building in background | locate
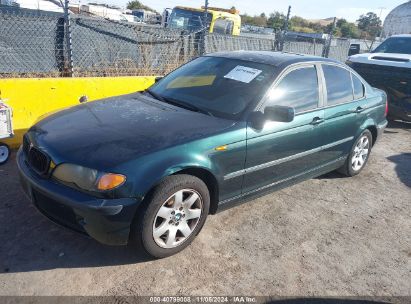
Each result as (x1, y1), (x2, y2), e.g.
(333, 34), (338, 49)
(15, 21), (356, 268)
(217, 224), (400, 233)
(383, 1), (411, 37)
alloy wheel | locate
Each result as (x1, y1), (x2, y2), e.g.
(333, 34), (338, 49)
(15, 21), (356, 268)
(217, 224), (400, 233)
(351, 135), (370, 171)
(152, 189), (203, 249)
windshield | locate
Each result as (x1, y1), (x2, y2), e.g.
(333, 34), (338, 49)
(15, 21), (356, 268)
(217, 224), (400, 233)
(373, 37), (411, 55)
(167, 8), (211, 32)
(149, 56), (276, 120)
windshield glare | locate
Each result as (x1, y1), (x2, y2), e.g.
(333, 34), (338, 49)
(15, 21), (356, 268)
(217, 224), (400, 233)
(167, 8), (211, 32)
(373, 37), (411, 55)
(149, 56), (276, 119)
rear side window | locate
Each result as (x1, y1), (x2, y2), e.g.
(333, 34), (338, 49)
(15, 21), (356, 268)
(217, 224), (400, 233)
(265, 66), (319, 113)
(352, 74), (365, 100)
(323, 65), (354, 106)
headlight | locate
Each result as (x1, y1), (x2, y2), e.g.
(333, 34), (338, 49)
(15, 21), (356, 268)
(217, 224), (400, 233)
(52, 163), (126, 192)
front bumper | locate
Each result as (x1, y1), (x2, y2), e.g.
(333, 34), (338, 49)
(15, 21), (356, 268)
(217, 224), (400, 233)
(17, 148), (141, 246)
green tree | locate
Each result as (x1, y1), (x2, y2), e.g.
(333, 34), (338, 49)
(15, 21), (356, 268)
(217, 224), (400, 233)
(357, 12), (382, 39)
(290, 16), (309, 29)
(126, 0), (156, 13)
(241, 13), (267, 27)
(340, 22), (360, 38)
(267, 11), (286, 32)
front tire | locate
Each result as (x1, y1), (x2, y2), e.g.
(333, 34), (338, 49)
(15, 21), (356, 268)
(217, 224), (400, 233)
(338, 129), (372, 177)
(132, 174), (210, 258)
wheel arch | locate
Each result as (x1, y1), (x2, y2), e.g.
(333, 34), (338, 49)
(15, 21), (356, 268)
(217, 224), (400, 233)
(366, 125), (378, 146)
(171, 167), (219, 215)
(359, 118), (378, 147)
(134, 164), (220, 217)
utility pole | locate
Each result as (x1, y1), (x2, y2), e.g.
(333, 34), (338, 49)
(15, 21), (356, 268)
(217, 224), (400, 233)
(63, 0), (73, 76)
(323, 17), (336, 58)
(378, 7), (386, 38)
(200, 0), (209, 55)
(279, 5), (291, 51)
(284, 5), (291, 33)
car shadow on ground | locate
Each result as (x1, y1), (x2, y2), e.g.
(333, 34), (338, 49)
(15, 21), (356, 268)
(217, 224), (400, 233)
(0, 154), (154, 274)
(316, 171), (346, 180)
(387, 153), (411, 188)
(387, 120), (411, 130)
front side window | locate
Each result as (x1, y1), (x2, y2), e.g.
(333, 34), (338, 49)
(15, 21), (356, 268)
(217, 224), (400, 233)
(352, 74), (365, 100)
(149, 56), (276, 119)
(167, 8), (211, 32)
(265, 66), (319, 113)
(323, 65), (354, 106)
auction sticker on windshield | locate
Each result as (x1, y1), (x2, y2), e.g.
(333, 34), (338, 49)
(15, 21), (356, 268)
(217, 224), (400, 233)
(224, 66), (262, 83)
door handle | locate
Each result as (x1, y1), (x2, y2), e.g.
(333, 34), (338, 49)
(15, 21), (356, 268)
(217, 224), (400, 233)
(354, 106), (365, 113)
(310, 117), (324, 125)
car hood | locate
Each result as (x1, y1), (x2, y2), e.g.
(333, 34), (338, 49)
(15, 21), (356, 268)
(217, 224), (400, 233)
(349, 52), (411, 68)
(28, 93), (235, 169)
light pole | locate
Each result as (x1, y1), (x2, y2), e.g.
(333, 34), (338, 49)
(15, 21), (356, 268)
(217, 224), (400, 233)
(378, 7), (386, 38)
(201, 0), (209, 55)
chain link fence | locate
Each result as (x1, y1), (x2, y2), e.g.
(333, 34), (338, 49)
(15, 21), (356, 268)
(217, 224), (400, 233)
(0, 7), (66, 76)
(0, 6), (351, 78)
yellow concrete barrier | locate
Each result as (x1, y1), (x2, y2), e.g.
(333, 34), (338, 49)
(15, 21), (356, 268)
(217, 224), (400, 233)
(0, 76), (155, 148)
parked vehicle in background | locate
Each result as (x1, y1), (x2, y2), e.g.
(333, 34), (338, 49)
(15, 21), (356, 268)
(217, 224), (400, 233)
(0, 0), (64, 13)
(161, 8), (172, 27)
(166, 6), (241, 35)
(347, 35), (411, 122)
(80, 4), (141, 23)
(18, 52), (387, 258)
(131, 9), (159, 24)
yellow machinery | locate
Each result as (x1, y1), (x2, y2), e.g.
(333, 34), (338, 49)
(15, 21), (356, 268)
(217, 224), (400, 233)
(167, 6), (241, 36)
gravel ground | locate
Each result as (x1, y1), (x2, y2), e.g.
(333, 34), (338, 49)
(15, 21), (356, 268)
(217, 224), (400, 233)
(0, 121), (410, 297)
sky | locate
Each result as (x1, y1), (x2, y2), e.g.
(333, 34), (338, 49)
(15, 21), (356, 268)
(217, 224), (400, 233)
(99, 0), (406, 23)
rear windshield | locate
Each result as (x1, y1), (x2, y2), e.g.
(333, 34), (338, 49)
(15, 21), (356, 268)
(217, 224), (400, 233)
(149, 56), (276, 119)
(373, 37), (411, 55)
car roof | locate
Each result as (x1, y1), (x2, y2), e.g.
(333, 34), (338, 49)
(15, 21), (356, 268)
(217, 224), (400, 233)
(389, 34), (411, 38)
(206, 50), (340, 67)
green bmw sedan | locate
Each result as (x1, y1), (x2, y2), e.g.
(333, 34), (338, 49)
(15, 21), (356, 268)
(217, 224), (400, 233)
(18, 51), (388, 258)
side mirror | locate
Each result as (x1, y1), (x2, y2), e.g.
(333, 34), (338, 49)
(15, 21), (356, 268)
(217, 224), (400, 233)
(264, 105), (295, 123)
(155, 76), (163, 83)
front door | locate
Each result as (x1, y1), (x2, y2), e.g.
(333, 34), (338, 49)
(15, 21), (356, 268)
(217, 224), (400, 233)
(243, 64), (325, 194)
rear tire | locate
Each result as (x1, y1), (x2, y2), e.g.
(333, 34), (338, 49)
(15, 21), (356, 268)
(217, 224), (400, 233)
(0, 143), (10, 165)
(338, 130), (372, 177)
(131, 174), (210, 258)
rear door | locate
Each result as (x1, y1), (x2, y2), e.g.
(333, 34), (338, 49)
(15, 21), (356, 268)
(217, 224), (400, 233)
(242, 64), (325, 194)
(319, 63), (363, 163)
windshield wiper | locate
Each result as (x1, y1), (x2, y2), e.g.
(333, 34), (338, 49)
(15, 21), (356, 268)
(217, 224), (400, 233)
(162, 97), (214, 117)
(145, 89), (165, 102)
(145, 90), (213, 117)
